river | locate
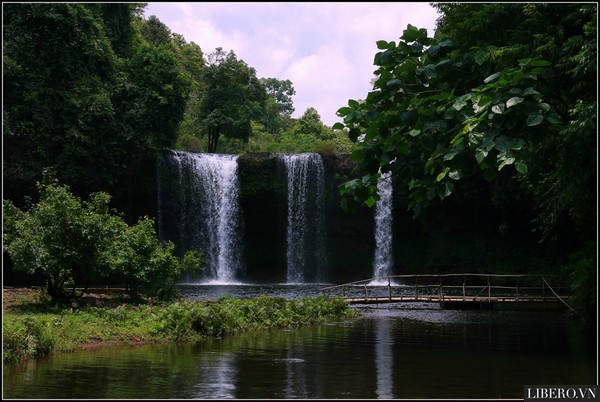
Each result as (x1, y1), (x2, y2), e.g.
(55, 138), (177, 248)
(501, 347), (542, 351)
(3, 284), (596, 399)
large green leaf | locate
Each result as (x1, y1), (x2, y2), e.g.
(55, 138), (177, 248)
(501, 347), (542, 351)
(526, 113), (544, 126)
(515, 161), (528, 174)
(483, 72), (501, 83)
(506, 96), (524, 108)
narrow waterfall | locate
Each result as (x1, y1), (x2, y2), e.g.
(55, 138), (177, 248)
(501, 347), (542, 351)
(371, 171), (393, 284)
(281, 153), (326, 283)
(157, 150), (243, 283)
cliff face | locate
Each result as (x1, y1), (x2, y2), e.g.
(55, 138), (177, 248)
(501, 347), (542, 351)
(2, 150), (573, 287)
(237, 152), (375, 283)
(153, 151), (570, 284)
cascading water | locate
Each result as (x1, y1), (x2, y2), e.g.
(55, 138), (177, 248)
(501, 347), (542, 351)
(281, 153), (327, 283)
(371, 171), (394, 285)
(157, 150), (243, 283)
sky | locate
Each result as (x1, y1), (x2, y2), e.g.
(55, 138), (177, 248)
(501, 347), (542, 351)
(143, 2), (441, 127)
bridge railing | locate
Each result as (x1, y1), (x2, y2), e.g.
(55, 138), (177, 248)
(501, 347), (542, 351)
(321, 273), (570, 305)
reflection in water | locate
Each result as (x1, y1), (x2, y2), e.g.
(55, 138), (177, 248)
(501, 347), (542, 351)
(375, 319), (394, 399)
(194, 352), (237, 399)
(3, 306), (596, 399)
(285, 347), (307, 398)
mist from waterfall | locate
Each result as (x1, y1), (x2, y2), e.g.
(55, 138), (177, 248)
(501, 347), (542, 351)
(281, 153), (326, 283)
(371, 171), (394, 285)
(158, 151), (243, 283)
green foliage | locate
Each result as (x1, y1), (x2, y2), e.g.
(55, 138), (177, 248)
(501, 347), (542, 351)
(240, 110), (355, 156)
(336, 5), (596, 244)
(194, 48), (267, 153)
(561, 241), (597, 320)
(260, 77), (296, 134)
(139, 14), (172, 47)
(149, 295), (357, 341)
(3, 295), (357, 363)
(2, 317), (56, 363)
(118, 41), (191, 150)
(3, 179), (121, 303)
(3, 179), (204, 304)
(3, 3), (190, 218)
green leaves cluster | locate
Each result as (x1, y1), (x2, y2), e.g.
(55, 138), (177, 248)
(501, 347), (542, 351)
(149, 295), (356, 341)
(337, 25), (556, 215)
(3, 179), (204, 304)
(336, 3), (596, 243)
(3, 3), (190, 211)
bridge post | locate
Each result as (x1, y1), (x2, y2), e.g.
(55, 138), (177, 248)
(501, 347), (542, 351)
(364, 284), (368, 302)
(463, 276), (466, 301)
(542, 278), (545, 302)
(516, 277), (519, 302)
(388, 277), (391, 301)
(487, 276), (491, 302)
(415, 276), (419, 301)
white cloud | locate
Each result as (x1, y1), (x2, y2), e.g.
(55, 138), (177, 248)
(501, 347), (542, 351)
(143, 2), (440, 126)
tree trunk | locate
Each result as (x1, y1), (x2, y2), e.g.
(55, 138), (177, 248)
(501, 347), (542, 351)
(208, 128), (220, 153)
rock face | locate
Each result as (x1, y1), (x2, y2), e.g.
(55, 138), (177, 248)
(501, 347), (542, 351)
(237, 152), (376, 283)
(2, 150), (573, 287)
(157, 151), (378, 283)
(156, 150), (568, 284)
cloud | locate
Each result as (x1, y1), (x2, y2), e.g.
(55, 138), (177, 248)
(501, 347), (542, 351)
(143, 2), (440, 126)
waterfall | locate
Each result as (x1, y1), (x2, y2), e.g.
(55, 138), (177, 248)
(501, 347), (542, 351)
(371, 171), (393, 284)
(158, 150), (243, 283)
(281, 153), (326, 283)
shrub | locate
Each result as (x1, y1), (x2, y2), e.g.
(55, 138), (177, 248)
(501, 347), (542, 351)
(3, 178), (204, 304)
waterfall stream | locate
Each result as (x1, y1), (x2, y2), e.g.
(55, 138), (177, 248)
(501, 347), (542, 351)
(281, 153), (326, 283)
(371, 171), (394, 284)
(158, 151), (243, 283)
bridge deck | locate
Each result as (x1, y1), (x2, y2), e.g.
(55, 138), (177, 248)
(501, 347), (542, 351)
(344, 295), (566, 305)
(321, 273), (573, 311)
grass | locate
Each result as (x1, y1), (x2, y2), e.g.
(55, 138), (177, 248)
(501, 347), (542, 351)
(2, 288), (359, 364)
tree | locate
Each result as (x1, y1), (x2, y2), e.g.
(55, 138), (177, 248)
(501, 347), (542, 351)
(3, 3), (119, 201)
(336, 4), (596, 243)
(196, 48), (267, 153)
(261, 77), (296, 116)
(117, 41), (191, 150)
(295, 107), (328, 138)
(335, 4), (596, 319)
(260, 77), (296, 134)
(3, 179), (204, 303)
(139, 14), (172, 47)
(3, 179), (122, 303)
(3, 3), (191, 220)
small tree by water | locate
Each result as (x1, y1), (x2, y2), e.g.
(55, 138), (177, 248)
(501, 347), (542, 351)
(3, 178), (204, 304)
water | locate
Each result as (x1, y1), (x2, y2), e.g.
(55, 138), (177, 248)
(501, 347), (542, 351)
(371, 171), (394, 285)
(281, 153), (326, 283)
(158, 151), (243, 282)
(4, 285), (596, 399)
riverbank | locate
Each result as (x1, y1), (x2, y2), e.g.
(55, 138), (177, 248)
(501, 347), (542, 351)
(2, 287), (358, 364)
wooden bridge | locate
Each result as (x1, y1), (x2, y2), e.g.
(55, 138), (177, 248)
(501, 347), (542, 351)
(321, 273), (574, 311)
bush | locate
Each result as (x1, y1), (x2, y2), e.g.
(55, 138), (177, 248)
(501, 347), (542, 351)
(3, 178), (204, 304)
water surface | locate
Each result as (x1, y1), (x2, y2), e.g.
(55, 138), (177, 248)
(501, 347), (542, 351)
(3, 285), (596, 399)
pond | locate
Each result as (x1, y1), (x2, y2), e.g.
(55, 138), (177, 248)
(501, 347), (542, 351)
(3, 284), (596, 399)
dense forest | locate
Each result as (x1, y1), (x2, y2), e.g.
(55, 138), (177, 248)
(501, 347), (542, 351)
(3, 3), (353, 217)
(2, 3), (597, 318)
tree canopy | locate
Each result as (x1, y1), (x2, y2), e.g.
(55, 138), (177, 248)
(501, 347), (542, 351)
(194, 48), (268, 153)
(3, 3), (190, 214)
(3, 178), (204, 303)
(336, 3), (596, 244)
